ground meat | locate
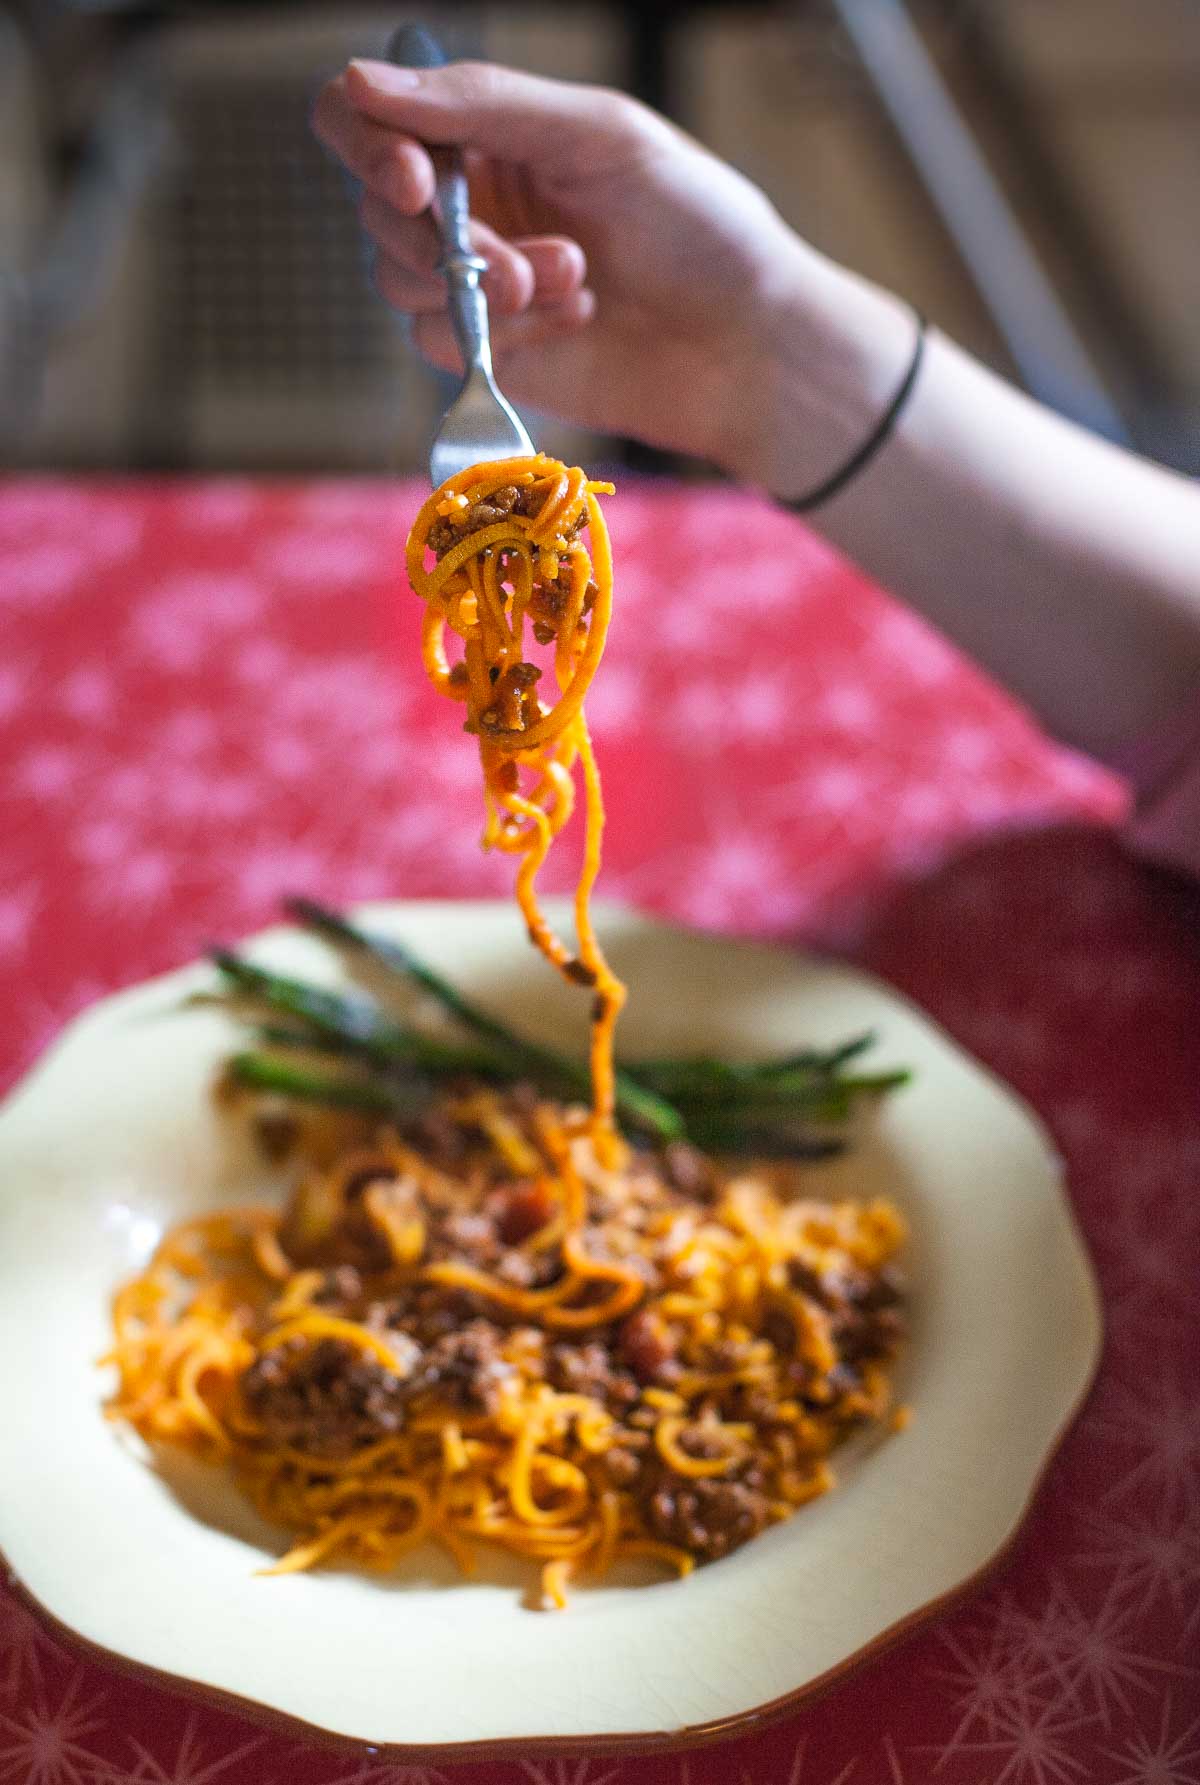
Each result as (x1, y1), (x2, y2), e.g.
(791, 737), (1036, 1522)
(674, 1423), (729, 1461)
(313, 1265), (364, 1311)
(491, 1179), (556, 1246)
(646, 1466), (770, 1562)
(787, 1257), (906, 1365)
(252, 1104), (300, 1162)
(661, 1142), (716, 1202)
(617, 1309), (677, 1384)
(494, 1250), (537, 1288)
(344, 1173), (423, 1270)
(373, 1283), (487, 1348)
(437, 1210), (502, 1269)
(504, 1081), (542, 1117)
(601, 1445), (643, 1487)
(823, 1361), (863, 1399)
(494, 1244), (563, 1290)
(546, 1341), (640, 1412)
(240, 1336), (419, 1459)
(410, 1320), (513, 1411)
(787, 1257), (870, 1308)
(241, 1310), (520, 1452)
(404, 1107), (468, 1169)
(279, 1163), (421, 1272)
(836, 1304), (905, 1364)
(761, 1306), (797, 1357)
(723, 1382), (783, 1425)
(425, 478), (583, 571)
(859, 1264), (905, 1312)
(278, 1174), (343, 1265)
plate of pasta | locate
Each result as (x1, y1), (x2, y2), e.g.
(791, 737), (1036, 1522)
(0, 458), (1100, 1757)
(0, 898), (1100, 1757)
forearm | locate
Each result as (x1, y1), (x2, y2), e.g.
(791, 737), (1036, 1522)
(729, 253), (1200, 760)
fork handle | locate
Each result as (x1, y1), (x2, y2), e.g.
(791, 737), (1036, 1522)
(386, 24), (493, 379)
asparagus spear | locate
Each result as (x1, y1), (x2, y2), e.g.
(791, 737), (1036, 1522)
(627, 1032), (878, 1093)
(225, 1052), (405, 1113)
(213, 952), (500, 1077)
(680, 1116), (849, 1160)
(227, 1051), (847, 1160)
(281, 900), (685, 1142)
(667, 1068), (911, 1114)
(219, 909), (906, 1150)
(286, 898), (542, 1062)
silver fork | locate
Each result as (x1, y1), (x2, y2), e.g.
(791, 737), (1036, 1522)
(387, 25), (535, 486)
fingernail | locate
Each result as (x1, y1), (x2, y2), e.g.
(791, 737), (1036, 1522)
(349, 59), (422, 91)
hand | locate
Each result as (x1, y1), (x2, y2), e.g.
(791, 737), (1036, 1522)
(312, 58), (823, 476)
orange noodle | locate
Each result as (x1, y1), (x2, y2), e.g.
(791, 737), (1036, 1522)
(405, 455), (624, 1163)
(105, 1086), (907, 1608)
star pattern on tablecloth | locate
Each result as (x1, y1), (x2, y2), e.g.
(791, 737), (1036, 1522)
(994, 1577), (1193, 1728)
(519, 1761), (622, 1785)
(949, 1698), (1098, 1785)
(0, 1668), (108, 1785)
(925, 1603), (1059, 1767)
(114, 1711), (264, 1785)
(0, 1598), (57, 1700)
(1075, 1503), (1200, 1638)
(1091, 1369), (1200, 1519)
(1101, 1697), (1200, 1785)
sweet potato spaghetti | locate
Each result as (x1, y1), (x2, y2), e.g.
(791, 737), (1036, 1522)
(105, 1086), (906, 1604)
(104, 459), (908, 1606)
(406, 455), (624, 1162)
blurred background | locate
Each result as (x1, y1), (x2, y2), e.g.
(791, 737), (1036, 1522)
(2, 0), (1198, 477)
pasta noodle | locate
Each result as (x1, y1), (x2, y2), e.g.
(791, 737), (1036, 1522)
(106, 1087), (907, 1607)
(406, 456), (624, 1163)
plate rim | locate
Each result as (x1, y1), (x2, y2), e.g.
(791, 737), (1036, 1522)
(0, 898), (1103, 1758)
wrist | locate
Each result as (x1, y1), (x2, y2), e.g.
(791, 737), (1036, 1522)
(713, 244), (919, 499)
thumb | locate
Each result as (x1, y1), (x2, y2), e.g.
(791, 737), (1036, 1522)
(344, 59), (655, 175)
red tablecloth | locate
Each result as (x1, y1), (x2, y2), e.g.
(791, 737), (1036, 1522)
(2, 477), (1197, 1785)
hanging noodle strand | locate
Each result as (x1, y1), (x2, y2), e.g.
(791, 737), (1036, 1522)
(406, 455), (625, 1162)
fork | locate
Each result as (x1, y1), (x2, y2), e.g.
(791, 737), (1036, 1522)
(386, 24), (536, 486)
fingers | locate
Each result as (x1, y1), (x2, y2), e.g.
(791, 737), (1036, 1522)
(313, 76), (435, 213)
(517, 237), (588, 303)
(373, 237), (585, 320)
(411, 289), (597, 378)
(374, 244), (534, 318)
(342, 58), (659, 176)
(362, 189), (586, 318)
(358, 192), (539, 285)
(316, 64), (593, 325)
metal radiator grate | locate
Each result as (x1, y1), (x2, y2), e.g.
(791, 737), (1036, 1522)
(172, 78), (392, 392)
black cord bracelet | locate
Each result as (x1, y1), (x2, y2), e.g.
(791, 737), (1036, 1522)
(786, 311), (927, 514)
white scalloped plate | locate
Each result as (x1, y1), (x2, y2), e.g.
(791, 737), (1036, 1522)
(0, 901), (1100, 1759)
